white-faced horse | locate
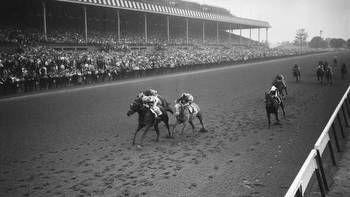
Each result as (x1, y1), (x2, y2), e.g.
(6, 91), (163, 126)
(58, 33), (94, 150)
(172, 102), (206, 135)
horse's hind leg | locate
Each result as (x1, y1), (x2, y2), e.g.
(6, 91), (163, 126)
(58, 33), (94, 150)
(275, 112), (280, 124)
(172, 121), (179, 136)
(162, 115), (172, 138)
(266, 110), (271, 128)
(132, 125), (144, 145)
(189, 120), (195, 134)
(181, 122), (187, 135)
(197, 113), (206, 131)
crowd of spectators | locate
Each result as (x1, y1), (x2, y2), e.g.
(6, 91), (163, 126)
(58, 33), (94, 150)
(0, 41), (316, 95)
(0, 25), (329, 96)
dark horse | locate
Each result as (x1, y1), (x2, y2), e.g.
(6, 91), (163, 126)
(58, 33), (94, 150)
(292, 66), (301, 82)
(127, 99), (172, 147)
(316, 66), (324, 84)
(172, 102), (206, 135)
(325, 67), (333, 85)
(265, 93), (286, 128)
(341, 63), (347, 79)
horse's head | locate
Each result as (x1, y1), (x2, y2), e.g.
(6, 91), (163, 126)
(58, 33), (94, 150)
(127, 99), (143, 117)
(265, 93), (279, 108)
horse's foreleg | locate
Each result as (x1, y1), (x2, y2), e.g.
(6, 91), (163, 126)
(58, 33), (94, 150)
(154, 123), (160, 143)
(133, 125), (144, 145)
(266, 110), (271, 128)
(140, 125), (152, 146)
(181, 122), (187, 135)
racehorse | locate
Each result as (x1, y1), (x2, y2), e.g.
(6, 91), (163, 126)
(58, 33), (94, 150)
(325, 67), (333, 85)
(272, 79), (288, 96)
(265, 93), (286, 128)
(127, 99), (172, 147)
(341, 63), (347, 79)
(292, 67), (301, 82)
(316, 67), (324, 84)
(172, 102), (206, 135)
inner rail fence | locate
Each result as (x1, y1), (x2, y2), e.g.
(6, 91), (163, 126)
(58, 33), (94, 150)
(285, 85), (350, 197)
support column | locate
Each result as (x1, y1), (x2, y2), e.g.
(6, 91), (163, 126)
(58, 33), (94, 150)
(166, 16), (170, 42)
(216, 22), (219, 43)
(239, 28), (242, 44)
(266, 28), (268, 43)
(249, 28), (252, 39)
(186, 18), (189, 44)
(258, 28), (260, 42)
(229, 24), (232, 43)
(144, 14), (148, 43)
(117, 10), (120, 42)
(202, 21), (205, 43)
(84, 6), (88, 42)
(42, 2), (47, 41)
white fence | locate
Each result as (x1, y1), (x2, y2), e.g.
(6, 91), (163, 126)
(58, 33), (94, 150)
(285, 85), (350, 197)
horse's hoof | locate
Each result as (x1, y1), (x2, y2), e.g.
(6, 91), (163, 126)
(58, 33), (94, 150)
(199, 128), (208, 133)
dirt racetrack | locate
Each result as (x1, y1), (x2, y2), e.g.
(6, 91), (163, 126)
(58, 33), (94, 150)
(0, 51), (350, 197)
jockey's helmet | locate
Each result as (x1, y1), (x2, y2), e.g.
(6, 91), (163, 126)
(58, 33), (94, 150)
(137, 92), (144, 99)
(149, 89), (157, 95)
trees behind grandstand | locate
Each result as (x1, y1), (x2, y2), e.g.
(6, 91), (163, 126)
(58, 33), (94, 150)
(347, 39), (350, 49)
(309, 36), (328, 48)
(329, 38), (346, 48)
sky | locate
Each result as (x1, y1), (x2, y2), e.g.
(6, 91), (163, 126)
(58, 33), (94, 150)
(189, 0), (350, 44)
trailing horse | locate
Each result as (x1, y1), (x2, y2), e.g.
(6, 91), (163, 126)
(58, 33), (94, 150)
(341, 63), (347, 79)
(172, 102), (206, 135)
(292, 67), (301, 82)
(316, 67), (324, 84)
(325, 67), (333, 85)
(265, 93), (286, 128)
(127, 99), (172, 147)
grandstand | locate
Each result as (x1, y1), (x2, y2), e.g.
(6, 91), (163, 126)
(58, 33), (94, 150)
(0, 0), (270, 46)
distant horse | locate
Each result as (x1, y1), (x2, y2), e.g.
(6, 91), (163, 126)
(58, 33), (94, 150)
(127, 99), (172, 147)
(325, 67), (333, 85)
(272, 79), (288, 96)
(172, 102), (206, 135)
(316, 66), (324, 84)
(265, 93), (286, 128)
(292, 66), (301, 82)
(341, 63), (347, 79)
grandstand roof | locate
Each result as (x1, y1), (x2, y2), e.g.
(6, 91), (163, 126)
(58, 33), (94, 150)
(56, 0), (271, 29)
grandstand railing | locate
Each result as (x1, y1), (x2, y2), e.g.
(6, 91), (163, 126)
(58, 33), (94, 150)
(285, 85), (350, 197)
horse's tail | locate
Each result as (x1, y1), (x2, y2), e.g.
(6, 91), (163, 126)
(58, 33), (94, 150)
(158, 95), (174, 114)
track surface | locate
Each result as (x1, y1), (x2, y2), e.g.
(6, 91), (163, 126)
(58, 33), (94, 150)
(1, 52), (349, 197)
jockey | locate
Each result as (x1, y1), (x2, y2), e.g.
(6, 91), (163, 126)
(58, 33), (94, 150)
(137, 88), (158, 99)
(176, 92), (196, 113)
(274, 74), (286, 88)
(141, 94), (162, 118)
(268, 85), (281, 104)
